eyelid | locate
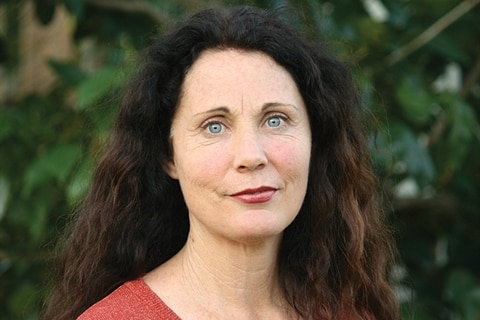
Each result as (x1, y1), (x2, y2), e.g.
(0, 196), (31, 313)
(200, 117), (228, 135)
(267, 112), (289, 119)
(201, 116), (226, 127)
(264, 112), (289, 123)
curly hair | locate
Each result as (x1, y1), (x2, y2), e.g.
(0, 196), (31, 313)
(44, 6), (399, 320)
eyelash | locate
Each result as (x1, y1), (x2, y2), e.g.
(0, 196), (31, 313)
(203, 120), (225, 134)
(266, 114), (287, 127)
(201, 113), (289, 135)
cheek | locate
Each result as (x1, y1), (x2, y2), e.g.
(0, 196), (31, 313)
(269, 139), (311, 175)
(178, 144), (230, 186)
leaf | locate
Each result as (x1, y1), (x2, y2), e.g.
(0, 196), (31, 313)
(396, 75), (434, 126)
(0, 108), (20, 141)
(34, 0), (56, 26)
(388, 122), (435, 183)
(28, 195), (49, 242)
(8, 281), (38, 318)
(48, 59), (87, 87)
(443, 94), (476, 169)
(401, 301), (437, 320)
(61, 0), (84, 19)
(66, 157), (93, 205)
(23, 144), (82, 195)
(446, 269), (477, 306)
(429, 34), (471, 64)
(465, 288), (480, 320)
(76, 66), (124, 110)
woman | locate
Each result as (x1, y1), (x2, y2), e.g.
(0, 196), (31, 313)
(44, 6), (399, 320)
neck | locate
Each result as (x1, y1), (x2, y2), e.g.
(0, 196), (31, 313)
(145, 222), (295, 319)
(179, 228), (283, 307)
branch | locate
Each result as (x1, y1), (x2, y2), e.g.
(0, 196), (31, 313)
(461, 52), (480, 98)
(84, 0), (172, 25)
(426, 112), (449, 149)
(426, 53), (480, 148)
(386, 0), (480, 66)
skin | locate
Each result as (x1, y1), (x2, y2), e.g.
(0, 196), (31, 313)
(145, 49), (311, 319)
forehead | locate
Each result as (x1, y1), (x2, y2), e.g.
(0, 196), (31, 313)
(179, 49), (302, 108)
(185, 49), (285, 81)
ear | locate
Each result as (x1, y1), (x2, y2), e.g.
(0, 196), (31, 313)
(163, 159), (179, 180)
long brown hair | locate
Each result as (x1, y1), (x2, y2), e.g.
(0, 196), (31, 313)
(44, 6), (399, 320)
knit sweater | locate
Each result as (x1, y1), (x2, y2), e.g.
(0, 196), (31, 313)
(77, 278), (370, 319)
(77, 279), (181, 320)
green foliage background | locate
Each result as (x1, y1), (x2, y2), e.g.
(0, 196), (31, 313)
(0, 0), (479, 319)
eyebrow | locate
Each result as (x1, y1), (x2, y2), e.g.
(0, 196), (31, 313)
(193, 102), (299, 117)
(195, 106), (231, 116)
(261, 102), (299, 111)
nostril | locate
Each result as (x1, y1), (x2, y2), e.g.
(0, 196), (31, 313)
(236, 159), (267, 171)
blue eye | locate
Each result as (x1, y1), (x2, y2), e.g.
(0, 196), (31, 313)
(207, 122), (224, 134)
(266, 116), (283, 127)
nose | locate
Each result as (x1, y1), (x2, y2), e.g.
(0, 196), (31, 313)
(233, 129), (268, 172)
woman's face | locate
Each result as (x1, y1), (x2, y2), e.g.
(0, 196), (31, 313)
(167, 49), (311, 244)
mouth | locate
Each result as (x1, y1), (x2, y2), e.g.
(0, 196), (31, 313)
(230, 186), (277, 204)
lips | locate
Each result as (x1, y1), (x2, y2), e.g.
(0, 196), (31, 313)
(230, 186), (277, 204)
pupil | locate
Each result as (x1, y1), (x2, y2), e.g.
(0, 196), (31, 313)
(268, 117), (281, 127)
(209, 123), (222, 133)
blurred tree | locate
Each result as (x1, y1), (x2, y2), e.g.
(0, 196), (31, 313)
(0, 0), (479, 319)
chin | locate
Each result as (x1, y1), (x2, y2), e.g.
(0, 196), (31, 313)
(225, 221), (290, 245)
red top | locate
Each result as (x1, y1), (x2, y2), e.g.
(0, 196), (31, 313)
(77, 279), (181, 320)
(78, 278), (372, 319)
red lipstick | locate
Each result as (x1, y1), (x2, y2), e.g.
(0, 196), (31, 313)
(230, 186), (277, 204)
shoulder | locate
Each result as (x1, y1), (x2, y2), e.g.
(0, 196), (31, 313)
(77, 279), (181, 320)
